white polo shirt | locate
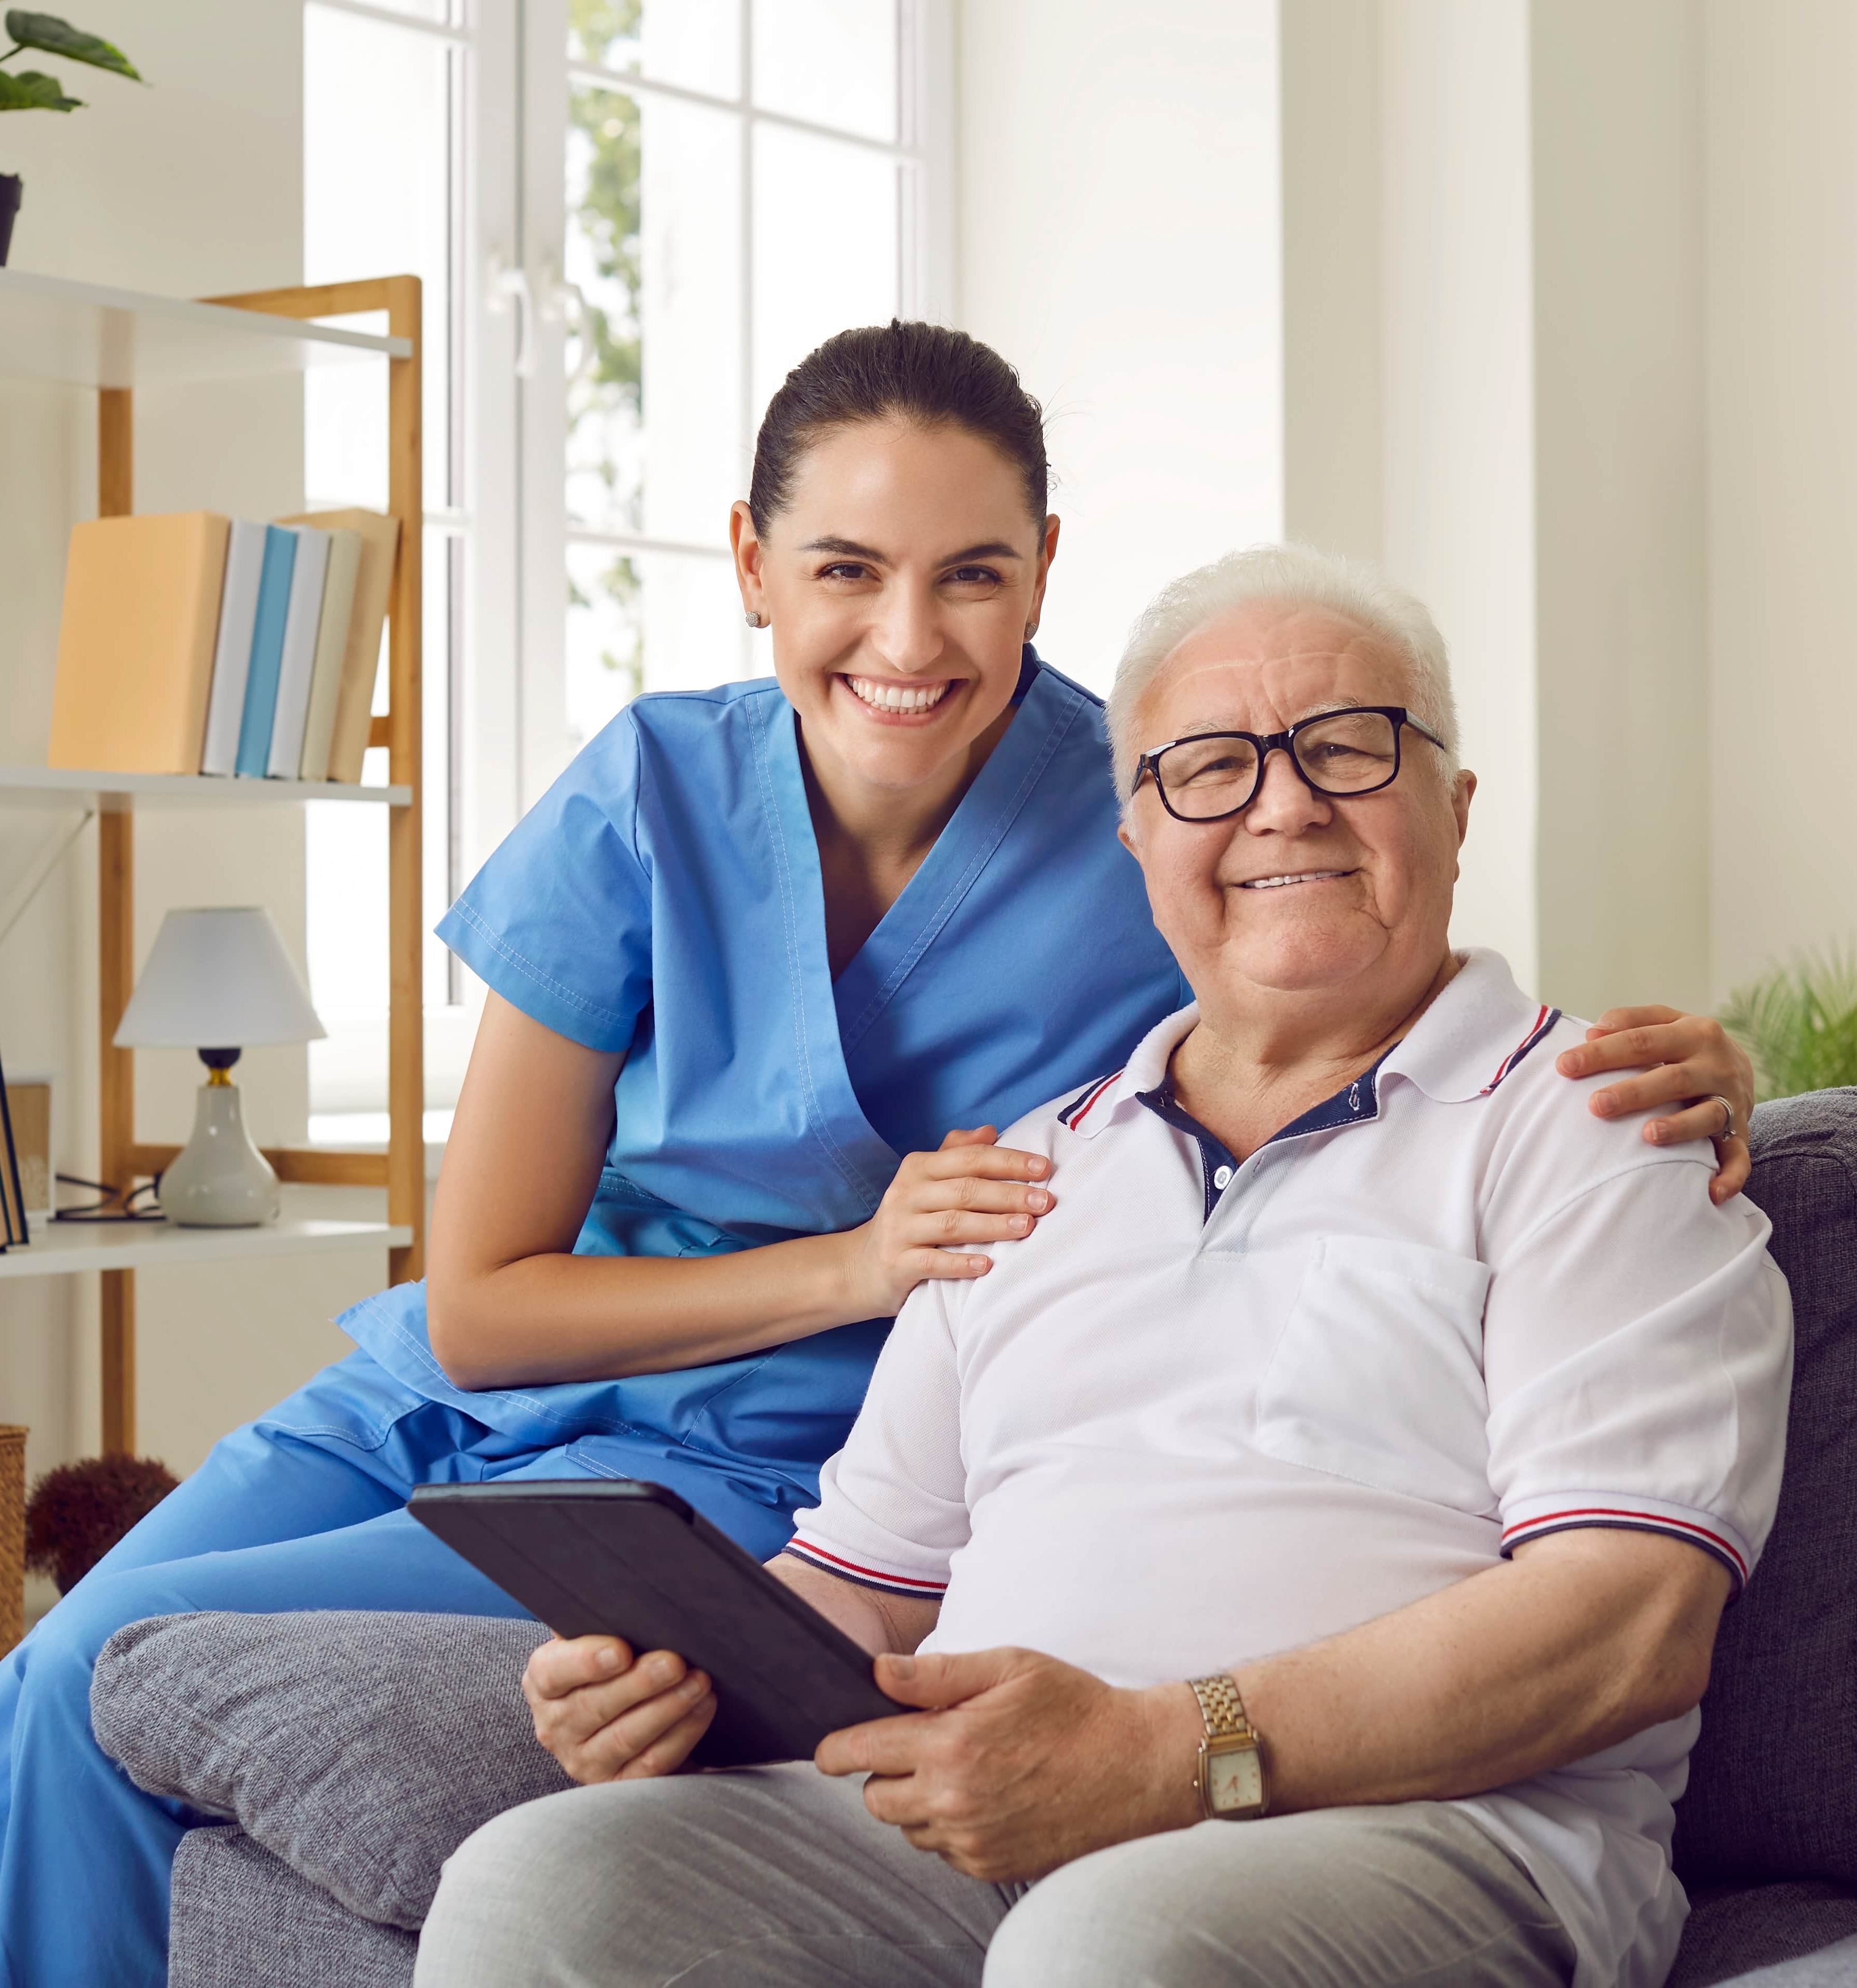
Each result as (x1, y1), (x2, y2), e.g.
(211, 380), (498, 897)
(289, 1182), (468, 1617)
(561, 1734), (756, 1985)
(788, 950), (1792, 1988)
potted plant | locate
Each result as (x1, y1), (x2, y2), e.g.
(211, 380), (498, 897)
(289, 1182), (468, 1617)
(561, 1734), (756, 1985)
(1721, 946), (1857, 1102)
(0, 9), (143, 266)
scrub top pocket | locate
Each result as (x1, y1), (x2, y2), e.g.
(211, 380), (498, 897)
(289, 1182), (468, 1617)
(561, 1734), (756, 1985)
(1254, 1235), (1496, 1516)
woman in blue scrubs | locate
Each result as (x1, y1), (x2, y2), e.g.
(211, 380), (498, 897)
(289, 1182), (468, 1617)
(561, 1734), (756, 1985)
(0, 323), (1753, 1986)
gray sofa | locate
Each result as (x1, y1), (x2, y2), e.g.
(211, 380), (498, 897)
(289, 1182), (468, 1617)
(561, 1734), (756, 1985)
(91, 1090), (1857, 1986)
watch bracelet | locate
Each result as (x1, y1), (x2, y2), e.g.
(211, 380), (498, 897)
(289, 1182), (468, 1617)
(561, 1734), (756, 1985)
(1188, 1672), (1254, 1740)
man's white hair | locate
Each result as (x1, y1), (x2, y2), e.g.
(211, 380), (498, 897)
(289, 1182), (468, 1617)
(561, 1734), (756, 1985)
(1104, 542), (1461, 802)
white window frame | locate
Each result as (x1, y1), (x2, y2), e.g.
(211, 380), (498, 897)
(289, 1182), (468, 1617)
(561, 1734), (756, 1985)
(515, 0), (956, 810)
(303, 0), (519, 1140)
(304, 0), (954, 1139)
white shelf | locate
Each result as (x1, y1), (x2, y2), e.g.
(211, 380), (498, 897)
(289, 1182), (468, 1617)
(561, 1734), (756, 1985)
(0, 269), (411, 391)
(0, 767), (410, 810)
(0, 1209), (413, 1280)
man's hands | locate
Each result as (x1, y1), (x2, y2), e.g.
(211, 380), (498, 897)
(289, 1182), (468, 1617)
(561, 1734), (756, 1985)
(522, 1560), (937, 1789)
(816, 1647), (1198, 1884)
(520, 1631), (1200, 1885)
(522, 1635), (715, 1783)
(841, 1127), (1055, 1320)
(1555, 1005), (1756, 1203)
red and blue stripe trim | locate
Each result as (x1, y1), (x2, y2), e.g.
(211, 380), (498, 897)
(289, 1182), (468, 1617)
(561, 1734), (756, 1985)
(782, 1538), (949, 1598)
(1480, 1006), (1562, 1095)
(1502, 1505), (1747, 1590)
(1058, 1070), (1123, 1132)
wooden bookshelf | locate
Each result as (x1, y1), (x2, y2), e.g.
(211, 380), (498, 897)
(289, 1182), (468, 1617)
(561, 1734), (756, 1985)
(0, 1203), (416, 1282)
(0, 768), (412, 808)
(0, 273), (426, 1456)
(0, 268), (412, 386)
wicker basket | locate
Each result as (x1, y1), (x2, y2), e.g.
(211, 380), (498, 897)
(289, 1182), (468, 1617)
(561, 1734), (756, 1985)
(0, 1426), (25, 1655)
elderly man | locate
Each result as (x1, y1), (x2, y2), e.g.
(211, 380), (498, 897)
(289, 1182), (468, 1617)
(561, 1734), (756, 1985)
(416, 544), (1790, 1988)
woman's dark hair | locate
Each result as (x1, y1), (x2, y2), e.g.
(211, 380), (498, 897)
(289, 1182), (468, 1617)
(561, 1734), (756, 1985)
(748, 320), (1048, 532)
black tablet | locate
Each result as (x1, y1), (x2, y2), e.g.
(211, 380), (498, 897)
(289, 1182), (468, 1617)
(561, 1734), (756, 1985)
(408, 1479), (903, 1768)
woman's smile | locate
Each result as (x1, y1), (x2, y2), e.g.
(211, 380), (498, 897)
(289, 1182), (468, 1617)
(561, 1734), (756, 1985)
(837, 672), (966, 723)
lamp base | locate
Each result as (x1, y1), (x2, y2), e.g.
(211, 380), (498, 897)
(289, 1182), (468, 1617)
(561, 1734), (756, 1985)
(158, 1078), (279, 1227)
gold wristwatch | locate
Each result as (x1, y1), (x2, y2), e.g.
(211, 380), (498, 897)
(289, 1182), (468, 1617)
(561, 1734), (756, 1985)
(1188, 1674), (1267, 1821)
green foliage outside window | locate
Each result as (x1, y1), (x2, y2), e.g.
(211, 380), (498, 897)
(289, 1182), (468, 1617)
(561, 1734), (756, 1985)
(567, 0), (644, 701)
(1721, 948), (1857, 1102)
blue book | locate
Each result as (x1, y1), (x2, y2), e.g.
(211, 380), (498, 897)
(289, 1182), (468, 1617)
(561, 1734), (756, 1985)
(235, 527), (298, 776)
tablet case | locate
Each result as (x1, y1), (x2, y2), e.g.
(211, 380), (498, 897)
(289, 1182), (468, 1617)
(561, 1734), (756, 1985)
(408, 1479), (902, 1767)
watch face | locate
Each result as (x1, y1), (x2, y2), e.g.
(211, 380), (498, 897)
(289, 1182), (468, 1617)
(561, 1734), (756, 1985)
(1206, 1740), (1264, 1815)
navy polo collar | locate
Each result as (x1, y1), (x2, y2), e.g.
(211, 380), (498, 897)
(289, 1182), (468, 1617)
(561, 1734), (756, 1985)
(1135, 1057), (1387, 1221)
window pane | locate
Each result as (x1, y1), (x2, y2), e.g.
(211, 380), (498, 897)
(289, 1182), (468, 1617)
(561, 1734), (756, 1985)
(752, 124), (898, 414)
(306, 804), (388, 1027)
(566, 545), (745, 744)
(567, 86), (743, 546)
(752, 0), (895, 142)
(423, 524), (456, 1007)
(304, 4), (456, 511)
(569, 0), (741, 101)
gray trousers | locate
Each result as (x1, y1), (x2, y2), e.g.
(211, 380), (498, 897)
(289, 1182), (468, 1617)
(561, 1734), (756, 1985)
(414, 1764), (1576, 1988)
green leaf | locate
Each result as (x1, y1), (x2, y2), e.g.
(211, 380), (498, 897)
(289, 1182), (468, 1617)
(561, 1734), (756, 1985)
(1721, 946), (1857, 1102)
(4, 11), (141, 80)
(0, 66), (82, 109)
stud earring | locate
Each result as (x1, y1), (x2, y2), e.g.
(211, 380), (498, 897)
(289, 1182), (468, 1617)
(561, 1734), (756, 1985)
(745, 611), (766, 629)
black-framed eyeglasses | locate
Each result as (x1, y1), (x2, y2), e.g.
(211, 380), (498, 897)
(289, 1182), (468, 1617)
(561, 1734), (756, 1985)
(1130, 706), (1447, 823)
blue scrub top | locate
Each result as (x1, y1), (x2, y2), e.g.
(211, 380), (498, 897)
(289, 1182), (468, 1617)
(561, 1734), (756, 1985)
(339, 652), (1187, 1525)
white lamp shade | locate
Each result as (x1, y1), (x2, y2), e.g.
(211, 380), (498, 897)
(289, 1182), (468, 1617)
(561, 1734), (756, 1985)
(114, 907), (326, 1049)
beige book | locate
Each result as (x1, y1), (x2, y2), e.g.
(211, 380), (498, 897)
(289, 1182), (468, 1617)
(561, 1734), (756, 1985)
(2, 1075), (51, 1218)
(277, 509), (401, 783)
(48, 512), (231, 775)
(293, 529), (360, 779)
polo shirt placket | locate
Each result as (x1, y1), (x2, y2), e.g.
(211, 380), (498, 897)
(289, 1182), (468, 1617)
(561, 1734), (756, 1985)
(1130, 1061), (1393, 1225)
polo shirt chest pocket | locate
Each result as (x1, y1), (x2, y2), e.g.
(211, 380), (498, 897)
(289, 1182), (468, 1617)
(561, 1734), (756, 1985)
(1254, 1236), (1497, 1516)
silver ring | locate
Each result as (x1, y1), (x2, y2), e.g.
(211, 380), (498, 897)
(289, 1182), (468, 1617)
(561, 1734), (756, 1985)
(1709, 1095), (1737, 1141)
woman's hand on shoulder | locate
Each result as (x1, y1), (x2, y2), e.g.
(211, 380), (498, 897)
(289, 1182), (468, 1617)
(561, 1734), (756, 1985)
(1554, 1005), (1755, 1205)
(522, 1634), (715, 1784)
(843, 1126), (1056, 1319)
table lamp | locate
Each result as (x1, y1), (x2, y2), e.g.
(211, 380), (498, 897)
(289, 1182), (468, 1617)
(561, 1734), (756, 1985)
(113, 907), (326, 1227)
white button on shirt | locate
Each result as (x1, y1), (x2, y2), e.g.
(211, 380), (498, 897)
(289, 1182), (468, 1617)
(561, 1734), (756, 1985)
(788, 951), (1792, 1988)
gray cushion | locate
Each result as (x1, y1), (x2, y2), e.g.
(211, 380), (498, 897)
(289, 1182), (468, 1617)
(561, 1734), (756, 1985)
(1669, 1886), (1857, 1988)
(169, 1826), (416, 1988)
(1674, 1090), (1857, 1890)
(92, 1609), (568, 1928)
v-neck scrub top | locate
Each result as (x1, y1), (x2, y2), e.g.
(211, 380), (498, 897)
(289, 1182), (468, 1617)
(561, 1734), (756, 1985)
(338, 653), (1189, 1540)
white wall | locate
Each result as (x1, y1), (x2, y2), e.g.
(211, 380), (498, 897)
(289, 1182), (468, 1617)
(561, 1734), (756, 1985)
(1281, 0), (1382, 569)
(1284, 0), (1545, 986)
(1283, 0), (1717, 1016)
(1530, 1), (1710, 1019)
(0, 4), (393, 1615)
(956, 0), (1282, 695)
(1703, 1), (1857, 1001)
(1377, 0), (1541, 990)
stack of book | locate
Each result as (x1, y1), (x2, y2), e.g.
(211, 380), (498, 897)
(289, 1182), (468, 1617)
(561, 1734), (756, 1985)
(47, 508), (402, 781)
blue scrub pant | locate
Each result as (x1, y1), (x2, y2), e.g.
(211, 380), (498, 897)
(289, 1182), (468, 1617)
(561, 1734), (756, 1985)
(0, 1347), (785, 1988)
